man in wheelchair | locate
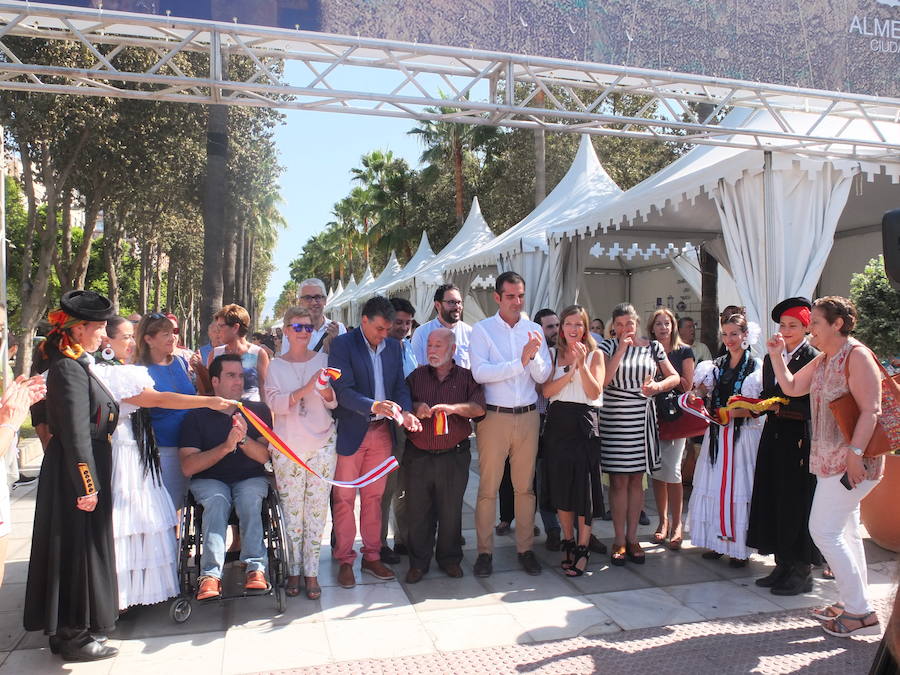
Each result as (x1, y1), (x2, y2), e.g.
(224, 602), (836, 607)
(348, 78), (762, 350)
(179, 354), (273, 601)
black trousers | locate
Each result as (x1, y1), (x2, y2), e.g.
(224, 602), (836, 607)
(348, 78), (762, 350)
(404, 439), (470, 572)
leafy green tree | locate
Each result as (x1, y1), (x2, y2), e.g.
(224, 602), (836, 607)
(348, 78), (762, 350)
(850, 255), (900, 360)
(409, 108), (499, 226)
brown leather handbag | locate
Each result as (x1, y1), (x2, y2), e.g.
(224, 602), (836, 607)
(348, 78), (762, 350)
(828, 346), (900, 458)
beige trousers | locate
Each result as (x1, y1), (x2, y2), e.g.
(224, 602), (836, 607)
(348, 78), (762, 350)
(475, 410), (540, 553)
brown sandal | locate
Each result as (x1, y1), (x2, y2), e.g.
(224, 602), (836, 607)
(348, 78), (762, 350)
(611, 543), (626, 567)
(285, 575), (301, 597)
(304, 576), (321, 600)
(626, 541), (646, 564)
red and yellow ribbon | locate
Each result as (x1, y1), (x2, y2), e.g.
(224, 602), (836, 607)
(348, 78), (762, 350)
(677, 394), (789, 426)
(238, 402), (397, 488)
(434, 410), (449, 436)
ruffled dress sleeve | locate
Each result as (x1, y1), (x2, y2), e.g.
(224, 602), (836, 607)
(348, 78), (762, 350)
(740, 361), (764, 399)
(92, 364), (155, 403)
(693, 360), (717, 389)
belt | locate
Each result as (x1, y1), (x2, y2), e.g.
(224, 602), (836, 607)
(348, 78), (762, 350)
(407, 438), (471, 455)
(367, 417), (391, 426)
(485, 404), (536, 415)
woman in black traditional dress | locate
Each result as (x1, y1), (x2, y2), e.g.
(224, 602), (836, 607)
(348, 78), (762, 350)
(747, 297), (822, 595)
(23, 290), (121, 662)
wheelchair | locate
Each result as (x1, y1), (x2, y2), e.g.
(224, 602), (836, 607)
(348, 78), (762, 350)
(169, 479), (289, 623)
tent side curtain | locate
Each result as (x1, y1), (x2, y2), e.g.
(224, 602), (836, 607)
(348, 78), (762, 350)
(714, 161), (854, 329)
(549, 235), (596, 314)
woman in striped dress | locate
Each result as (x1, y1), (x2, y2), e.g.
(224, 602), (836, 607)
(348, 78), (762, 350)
(599, 304), (680, 566)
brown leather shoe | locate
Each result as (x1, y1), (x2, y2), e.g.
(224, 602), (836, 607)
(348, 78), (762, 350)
(405, 567), (425, 584)
(245, 570), (269, 591)
(338, 563), (356, 589)
(440, 562), (464, 578)
(361, 558), (396, 580)
(196, 575), (222, 601)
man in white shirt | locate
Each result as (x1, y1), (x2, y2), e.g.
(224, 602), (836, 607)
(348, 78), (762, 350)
(469, 272), (551, 577)
(410, 284), (471, 369)
(280, 278), (346, 355)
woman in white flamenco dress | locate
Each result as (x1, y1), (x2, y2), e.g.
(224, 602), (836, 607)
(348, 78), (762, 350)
(687, 316), (765, 565)
(93, 317), (233, 611)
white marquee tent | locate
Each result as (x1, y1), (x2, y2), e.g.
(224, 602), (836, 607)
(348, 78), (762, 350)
(547, 107), (900, 332)
(381, 231), (442, 318)
(444, 135), (623, 317)
(408, 197), (497, 320)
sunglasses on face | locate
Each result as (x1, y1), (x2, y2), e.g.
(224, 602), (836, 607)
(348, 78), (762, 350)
(300, 294), (326, 302)
(290, 323), (314, 333)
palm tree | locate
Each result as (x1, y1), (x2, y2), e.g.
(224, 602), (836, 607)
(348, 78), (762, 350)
(408, 107), (499, 226)
(351, 150), (417, 258)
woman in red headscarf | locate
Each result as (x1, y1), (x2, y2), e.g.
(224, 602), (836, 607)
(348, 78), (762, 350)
(746, 298), (822, 595)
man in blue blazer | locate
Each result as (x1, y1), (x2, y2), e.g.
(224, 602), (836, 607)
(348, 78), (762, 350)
(328, 296), (420, 588)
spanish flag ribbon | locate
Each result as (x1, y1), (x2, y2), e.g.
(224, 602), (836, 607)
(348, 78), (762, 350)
(315, 367), (342, 390)
(677, 394), (790, 426)
(434, 410), (449, 436)
(238, 402), (397, 488)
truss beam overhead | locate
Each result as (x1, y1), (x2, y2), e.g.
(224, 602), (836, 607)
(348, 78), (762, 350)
(0, 1), (898, 162)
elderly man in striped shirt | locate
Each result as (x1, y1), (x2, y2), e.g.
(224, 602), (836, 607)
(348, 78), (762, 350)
(403, 328), (485, 583)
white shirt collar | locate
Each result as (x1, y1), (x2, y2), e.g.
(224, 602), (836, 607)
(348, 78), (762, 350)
(782, 338), (807, 363)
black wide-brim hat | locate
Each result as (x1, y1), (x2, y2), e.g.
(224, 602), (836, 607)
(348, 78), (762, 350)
(60, 290), (117, 322)
(771, 297), (812, 323)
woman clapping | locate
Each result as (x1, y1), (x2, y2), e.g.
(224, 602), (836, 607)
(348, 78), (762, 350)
(541, 306), (605, 576)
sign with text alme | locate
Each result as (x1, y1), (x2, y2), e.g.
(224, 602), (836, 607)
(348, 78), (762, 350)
(22, 0), (900, 98)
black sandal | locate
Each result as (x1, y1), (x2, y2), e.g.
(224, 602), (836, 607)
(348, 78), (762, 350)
(560, 538), (576, 570)
(565, 545), (591, 577)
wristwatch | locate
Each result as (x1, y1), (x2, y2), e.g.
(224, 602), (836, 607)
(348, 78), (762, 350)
(848, 445), (864, 457)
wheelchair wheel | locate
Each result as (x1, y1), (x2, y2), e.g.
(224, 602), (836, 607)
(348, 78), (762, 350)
(265, 489), (291, 610)
(170, 597), (192, 623)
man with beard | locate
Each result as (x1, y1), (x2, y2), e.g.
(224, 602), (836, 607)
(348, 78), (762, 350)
(403, 328), (485, 583)
(410, 284), (471, 369)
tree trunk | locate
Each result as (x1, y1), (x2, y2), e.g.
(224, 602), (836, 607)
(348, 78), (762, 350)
(233, 224), (245, 306)
(222, 217), (236, 305)
(453, 136), (464, 226)
(244, 231), (253, 309)
(13, 130), (88, 376)
(139, 243), (150, 313)
(166, 247), (177, 311)
(534, 128), (546, 206)
(153, 243), (163, 310)
(102, 206), (126, 312)
(201, 103), (229, 328)
(700, 248), (719, 354)
(71, 201), (99, 290)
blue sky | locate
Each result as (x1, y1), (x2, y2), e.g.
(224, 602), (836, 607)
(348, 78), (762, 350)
(263, 62), (491, 320)
(265, 110), (421, 319)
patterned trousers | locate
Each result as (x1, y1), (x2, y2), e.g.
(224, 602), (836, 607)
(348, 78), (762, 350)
(271, 434), (337, 577)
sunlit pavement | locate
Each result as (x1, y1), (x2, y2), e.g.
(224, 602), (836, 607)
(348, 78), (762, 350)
(1, 437), (890, 674)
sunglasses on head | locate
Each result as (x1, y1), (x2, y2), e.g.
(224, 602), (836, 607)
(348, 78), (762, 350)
(290, 323), (314, 333)
(148, 312), (179, 334)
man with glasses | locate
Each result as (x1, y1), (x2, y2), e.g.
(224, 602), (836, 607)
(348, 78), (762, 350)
(410, 284), (471, 369)
(281, 278), (345, 355)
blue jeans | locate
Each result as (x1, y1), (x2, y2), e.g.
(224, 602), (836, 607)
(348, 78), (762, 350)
(190, 476), (269, 579)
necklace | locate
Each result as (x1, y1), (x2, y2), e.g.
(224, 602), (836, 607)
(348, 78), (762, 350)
(286, 357), (316, 417)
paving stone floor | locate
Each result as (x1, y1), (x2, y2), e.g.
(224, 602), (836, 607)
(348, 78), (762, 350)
(0, 439), (893, 674)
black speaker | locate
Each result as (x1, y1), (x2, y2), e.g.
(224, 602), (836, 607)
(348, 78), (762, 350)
(884, 208), (900, 288)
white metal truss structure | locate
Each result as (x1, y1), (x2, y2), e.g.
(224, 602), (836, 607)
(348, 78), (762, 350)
(0, 1), (899, 162)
